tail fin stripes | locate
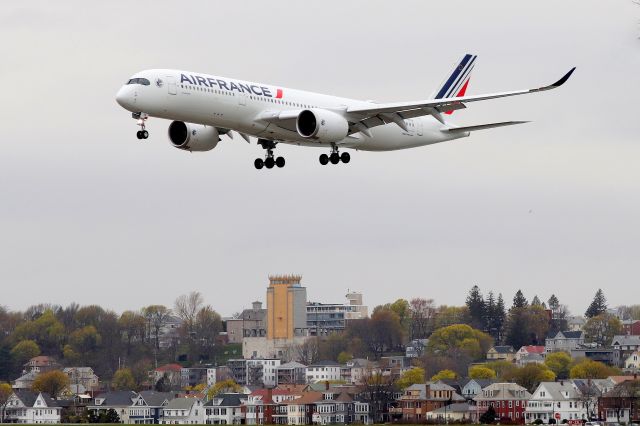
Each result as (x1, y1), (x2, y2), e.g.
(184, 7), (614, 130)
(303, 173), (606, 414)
(433, 53), (477, 114)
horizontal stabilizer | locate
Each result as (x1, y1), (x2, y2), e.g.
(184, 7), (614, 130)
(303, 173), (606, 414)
(443, 121), (529, 133)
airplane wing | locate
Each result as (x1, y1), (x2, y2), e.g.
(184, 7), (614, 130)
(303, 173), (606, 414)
(344, 67), (576, 134)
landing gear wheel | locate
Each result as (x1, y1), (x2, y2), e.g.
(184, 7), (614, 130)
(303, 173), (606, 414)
(330, 153), (340, 164)
(254, 159), (264, 169)
(275, 157), (285, 168)
(142, 130), (149, 139)
(136, 131), (143, 139)
(265, 157), (275, 169)
(340, 152), (350, 163)
(319, 154), (329, 165)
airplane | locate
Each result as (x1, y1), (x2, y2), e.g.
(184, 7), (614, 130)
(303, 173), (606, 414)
(115, 54), (575, 170)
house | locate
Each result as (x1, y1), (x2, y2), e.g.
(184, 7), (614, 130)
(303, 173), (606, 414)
(245, 388), (300, 425)
(89, 390), (138, 423)
(161, 397), (204, 424)
(597, 379), (640, 423)
(12, 371), (39, 390)
(516, 346), (545, 362)
(622, 319), (640, 336)
(181, 366), (218, 388)
(406, 339), (429, 358)
(204, 393), (246, 424)
(569, 348), (615, 365)
(225, 301), (267, 344)
(517, 353), (545, 367)
(393, 382), (465, 422)
(624, 351), (640, 370)
(545, 331), (585, 353)
(276, 361), (307, 385)
(305, 361), (341, 383)
(460, 379), (494, 400)
(341, 358), (379, 385)
(246, 358), (281, 386)
(487, 346), (516, 362)
(474, 382), (531, 424)
(158, 315), (183, 349)
(426, 402), (480, 423)
(152, 363), (183, 389)
(63, 367), (100, 393)
(611, 335), (640, 367)
(379, 356), (412, 378)
(525, 381), (586, 424)
(23, 356), (59, 374)
(4, 390), (61, 424)
(128, 391), (172, 424)
(567, 316), (586, 332)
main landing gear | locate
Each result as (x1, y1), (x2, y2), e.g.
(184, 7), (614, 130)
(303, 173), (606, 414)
(133, 112), (149, 139)
(254, 139), (285, 170)
(319, 145), (350, 166)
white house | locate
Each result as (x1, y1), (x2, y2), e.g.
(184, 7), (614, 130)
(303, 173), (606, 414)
(461, 379), (494, 400)
(246, 358), (281, 387)
(525, 381), (586, 424)
(306, 361), (341, 383)
(4, 390), (61, 424)
(204, 393), (246, 424)
(545, 331), (585, 353)
(161, 398), (204, 424)
(89, 390), (138, 424)
(624, 351), (640, 370)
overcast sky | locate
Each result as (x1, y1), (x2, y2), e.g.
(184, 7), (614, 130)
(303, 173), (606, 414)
(1, 0), (639, 318)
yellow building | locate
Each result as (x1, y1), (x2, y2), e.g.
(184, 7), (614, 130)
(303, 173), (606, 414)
(266, 275), (307, 340)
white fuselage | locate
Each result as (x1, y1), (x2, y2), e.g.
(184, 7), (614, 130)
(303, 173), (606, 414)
(115, 69), (468, 151)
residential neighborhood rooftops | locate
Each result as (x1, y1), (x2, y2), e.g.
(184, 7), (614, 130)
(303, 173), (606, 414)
(93, 390), (137, 407)
(206, 393), (246, 407)
(164, 397), (200, 410)
(155, 363), (183, 372)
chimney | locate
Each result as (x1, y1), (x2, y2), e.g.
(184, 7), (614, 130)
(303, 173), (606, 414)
(267, 387), (273, 403)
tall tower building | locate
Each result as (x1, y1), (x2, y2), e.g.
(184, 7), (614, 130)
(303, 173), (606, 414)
(266, 275), (307, 339)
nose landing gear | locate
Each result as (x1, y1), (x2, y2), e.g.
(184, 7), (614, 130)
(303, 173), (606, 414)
(254, 139), (285, 170)
(133, 112), (149, 139)
(319, 145), (350, 165)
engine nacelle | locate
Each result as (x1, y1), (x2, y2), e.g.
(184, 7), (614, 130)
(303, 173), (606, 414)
(296, 109), (349, 144)
(168, 121), (220, 152)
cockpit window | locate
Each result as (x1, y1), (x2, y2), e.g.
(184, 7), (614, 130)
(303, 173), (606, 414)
(127, 78), (150, 86)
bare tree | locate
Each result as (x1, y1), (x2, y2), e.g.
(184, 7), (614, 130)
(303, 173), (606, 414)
(409, 298), (436, 339)
(295, 337), (319, 364)
(174, 291), (204, 333)
(358, 369), (398, 423)
(142, 305), (172, 350)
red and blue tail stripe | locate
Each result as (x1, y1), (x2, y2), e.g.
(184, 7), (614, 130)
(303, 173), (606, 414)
(434, 53), (477, 100)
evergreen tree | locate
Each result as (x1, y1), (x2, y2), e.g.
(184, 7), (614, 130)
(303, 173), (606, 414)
(548, 294), (560, 311)
(512, 290), (528, 309)
(484, 292), (498, 339)
(495, 294), (506, 339)
(480, 405), (497, 424)
(465, 285), (486, 330)
(585, 289), (607, 318)
(531, 295), (542, 306)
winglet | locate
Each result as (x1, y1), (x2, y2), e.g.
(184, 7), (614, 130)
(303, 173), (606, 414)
(551, 67), (576, 88)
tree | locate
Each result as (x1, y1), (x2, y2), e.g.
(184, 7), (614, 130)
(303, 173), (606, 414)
(512, 290), (528, 309)
(503, 363), (555, 392)
(409, 298), (436, 339)
(207, 379), (242, 398)
(548, 295), (560, 311)
(193, 305), (223, 350)
(469, 365), (497, 379)
(544, 352), (572, 379)
(174, 291), (204, 334)
(347, 309), (404, 359)
(433, 306), (471, 329)
(142, 305), (172, 350)
(0, 382), (12, 423)
(396, 367), (425, 389)
(504, 305), (550, 349)
(359, 371), (397, 424)
(466, 286), (486, 330)
(480, 405), (497, 424)
(484, 360), (517, 379)
(569, 359), (619, 379)
(495, 294), (506, 333)
(12, 310), (64, 355)
(427, 324), (493, 361)
(10, 340), (40, 366)
(337, 351), (353, 364)
(585, 289), (607, 318)
(32, 370), (70, 398)
(431, 369), (457, 381)
(112, 368), (136, 390)
(583, 313), (622, 346)
(531, 295), (542, 306)
(118, 311), (146, 355)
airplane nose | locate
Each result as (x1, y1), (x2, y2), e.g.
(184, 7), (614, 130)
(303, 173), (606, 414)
(115, 86), (133, 109)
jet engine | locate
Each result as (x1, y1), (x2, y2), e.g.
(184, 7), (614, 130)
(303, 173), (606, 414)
(168, 121), (220, 151)
(296, 109), (349, 144)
